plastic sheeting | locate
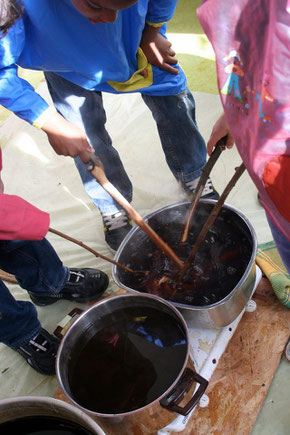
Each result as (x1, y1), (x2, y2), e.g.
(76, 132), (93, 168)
(0, 84), (272, 400)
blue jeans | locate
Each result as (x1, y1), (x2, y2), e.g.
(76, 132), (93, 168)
(0, 239), (68, 349)
(45, 72), (206, 214)
(266, 213), (290, 273)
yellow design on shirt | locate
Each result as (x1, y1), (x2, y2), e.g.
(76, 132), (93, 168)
(145, 21), (165, 28)
(33, 107), (57, 129)
(107, 48), (153, 92)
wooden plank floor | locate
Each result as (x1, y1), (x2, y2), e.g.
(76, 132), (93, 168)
(54, 278), (290, 434)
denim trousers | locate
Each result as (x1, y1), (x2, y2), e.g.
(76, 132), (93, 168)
(0, 239), (68, 349)
(45, 72), (206, 215)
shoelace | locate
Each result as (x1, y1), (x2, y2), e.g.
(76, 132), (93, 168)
(20, 334), (49, 355)
(103, 210), (129, 231)
(185, 177), (214, 196)
(202, 178), (214, 196)
(67, 270), (85, 284)
(184, 178), (198, 191)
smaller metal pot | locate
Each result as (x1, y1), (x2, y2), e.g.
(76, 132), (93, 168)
(56, 293), (208, 423)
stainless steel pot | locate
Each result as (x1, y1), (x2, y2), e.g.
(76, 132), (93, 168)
(112, 200), (257, 329)
(56, 293), (208, 423)
(0, 396), (105, 434)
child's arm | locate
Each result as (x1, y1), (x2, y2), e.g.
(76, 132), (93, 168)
(140, 1), (179, 74)
(207, 113), (235, 155)
(0, 21), (93, 163)
(40, 111), (93, 164)
(0, 20), (51, 125)
(0, 148), (49, 240)
(140, 23), (178, 75)
(0, 194), (50, 240)
(146, 0), (178, 24)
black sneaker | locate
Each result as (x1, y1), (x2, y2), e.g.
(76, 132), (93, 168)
(16, 328), (60, 375)
(28, 268), (109, 306)
(102, 209), (133, 252)
(182, 177), (219, 200)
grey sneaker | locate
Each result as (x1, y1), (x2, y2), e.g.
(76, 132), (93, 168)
(102, 209), (133, 252)
(182, 177), (219, 200)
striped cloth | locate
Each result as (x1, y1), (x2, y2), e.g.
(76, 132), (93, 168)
(256, 241), (290, 308)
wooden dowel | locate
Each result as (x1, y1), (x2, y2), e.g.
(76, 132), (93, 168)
(87, 153), (184, 268)
(0, 271), (17, 284)
(181, 138), (226, 244)
(48, 227), (144, 275)
(176, 163), (246, 284)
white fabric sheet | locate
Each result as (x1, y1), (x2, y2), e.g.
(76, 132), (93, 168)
(0, 84), (272, 400)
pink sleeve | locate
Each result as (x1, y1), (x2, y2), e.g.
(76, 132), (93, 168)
(0, 148), (3, 194)
(0, 194), (50, 240)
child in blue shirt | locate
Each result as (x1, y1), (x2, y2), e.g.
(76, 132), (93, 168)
(0, 0), (218, 250)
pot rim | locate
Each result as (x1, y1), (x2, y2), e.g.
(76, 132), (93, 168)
(0, 396), (106, 434)
(112, 199), (258, 311)
(56, 292), (191, 418)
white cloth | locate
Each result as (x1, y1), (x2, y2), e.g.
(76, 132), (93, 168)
(0, 83), (271, 399)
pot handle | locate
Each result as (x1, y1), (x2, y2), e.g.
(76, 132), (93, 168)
(159, 368), (208, 416)
(53, 308), (83, 339)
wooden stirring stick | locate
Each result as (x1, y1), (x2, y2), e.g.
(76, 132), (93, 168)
(180, 136), (227, 244)
(86, 152), (184, 269)
(48, 227), (145, 275)
(176, 163), (246, 285)
(1, 227), (147, 283)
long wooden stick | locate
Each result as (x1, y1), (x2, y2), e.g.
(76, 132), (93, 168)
(180, 137), (226, 244)
(0, 228), (144, 285)
(176, 163), (246, 284)
(48, 227), (145, 275)
(87, 152), (183, 268)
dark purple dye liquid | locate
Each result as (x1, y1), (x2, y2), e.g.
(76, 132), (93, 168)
(116, 203), (253, 306)
(0, 416), (94, 434)
(68, 306), (187, 414)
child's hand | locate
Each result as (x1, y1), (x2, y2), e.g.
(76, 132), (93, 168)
(140, 25), (179, 75)
(207, 114), (235, 155)
(41, 112), (94, 163)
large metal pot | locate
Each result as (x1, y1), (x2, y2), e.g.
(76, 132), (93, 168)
(56, 293), (208, 423)
(112, 200), (257, 329)
(0, 396), (105, 434)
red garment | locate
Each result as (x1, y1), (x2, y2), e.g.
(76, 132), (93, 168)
(197, 0), (290, 240)
(0, 148), (49, 240)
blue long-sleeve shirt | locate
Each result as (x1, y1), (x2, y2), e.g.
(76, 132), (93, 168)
(0, 0), (186, 125)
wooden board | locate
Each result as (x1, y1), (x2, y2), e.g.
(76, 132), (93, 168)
(54, 279), (290, 434)
(179, 277), (290, 435)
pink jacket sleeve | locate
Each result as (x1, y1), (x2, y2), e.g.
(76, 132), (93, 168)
(0, 148), (50, 240)
(0, 194), (50, 240)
